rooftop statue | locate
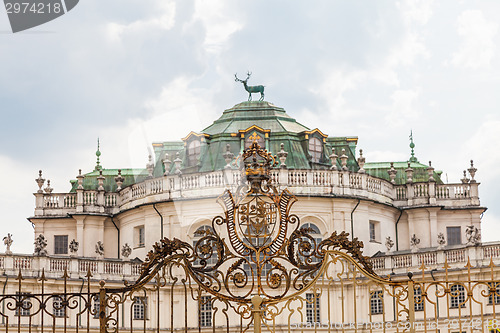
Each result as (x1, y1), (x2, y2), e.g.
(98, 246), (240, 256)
(235, 71), (265, 101)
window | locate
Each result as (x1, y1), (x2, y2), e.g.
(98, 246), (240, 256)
(15, 293), (31, 316)
(299, 223), (323, 263)
(187, 140), (201, 166)
(93, 295), (100, 319)
(447, 227), (461, 246)
(193, 226), (217, 267)
(488, 283), (500, 305)
(370, 222), (376, 242)
(199, 296), (212, 327)
(245, 131), (265, 149)
(54, 235), (68, 255)
(369, 221), (380, 242)
(133, 297), (147, 320)
(450, 284), (465, 308)
(309, 137), (323, 163)
(370, 291), (383, 315)
(306, 293), (321, 324)
(138, 226), (145, 248)
(53, 296), (65, 317)
(134, 225), (145, 248)
(414, 286), (424, 311)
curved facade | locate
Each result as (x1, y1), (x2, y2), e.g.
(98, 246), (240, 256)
(29, 100), (485, 266)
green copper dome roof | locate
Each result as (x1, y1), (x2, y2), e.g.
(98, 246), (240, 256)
(202, 101), (310, 135)
(148, 100), (360, 176)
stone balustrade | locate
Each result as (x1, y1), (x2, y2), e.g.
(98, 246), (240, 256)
(369, 242), (500, 275)
(1, 243), (497, 281)
(0, 254), (142, 280)
(33, 168), (481, 217)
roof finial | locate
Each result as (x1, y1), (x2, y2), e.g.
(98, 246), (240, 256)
(95, 138), (102, 171)
(409, 130), (418, 163)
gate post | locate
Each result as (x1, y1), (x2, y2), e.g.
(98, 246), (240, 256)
(99, 281), (107, 333)
(407, 273), (416, 333)
(251, 295), (263, 333)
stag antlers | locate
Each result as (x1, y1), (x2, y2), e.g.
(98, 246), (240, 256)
(234, 71), (252, 83)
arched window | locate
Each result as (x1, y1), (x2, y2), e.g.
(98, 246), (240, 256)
(187, 140), (201, 166)
(193, 226), (217, 266)
(450, 284), (466, 308)
(309, 137), (323, 163)
(245, 132), (265, 149)
(414, 286), (424, 311)
(299, 223), (323, 263)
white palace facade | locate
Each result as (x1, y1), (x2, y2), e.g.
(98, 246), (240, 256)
(1, 100), (499, 332)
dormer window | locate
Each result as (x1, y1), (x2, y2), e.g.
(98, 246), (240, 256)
(187, 140), (201, 166)
(245, 131), (265, 149)
(309, 137), (323, 163)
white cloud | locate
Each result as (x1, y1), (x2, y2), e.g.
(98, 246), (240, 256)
(462, 118), (500, 181)
(310, 69), (366, 113)
(387, 32), (430, 67)
(365, 150), (407, 163)
(481, 213), (500, 242)
(385, 88), (421, 126)
(91, 76), (220, 168)
(0, 155), (38, 253)
(106, 1), (176, 41)
(451, 10), (498, 69)
(192, 0), (244, 54)
(397, 0), (434, 26)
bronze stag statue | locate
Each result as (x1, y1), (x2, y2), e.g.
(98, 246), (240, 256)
(235, 72), (265, 101)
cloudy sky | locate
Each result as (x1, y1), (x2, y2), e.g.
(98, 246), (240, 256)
(0, 0), (499, 253)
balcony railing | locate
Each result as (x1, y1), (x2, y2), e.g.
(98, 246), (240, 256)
(368, 242), (500, 274)
(0, 254), (141, 279)
(1, 243), (498, 279)
(34, 168), (481, 217)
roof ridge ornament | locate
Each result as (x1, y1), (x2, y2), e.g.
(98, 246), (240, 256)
(94, 138), (102, 171)
(235, 71), (265, 101)
(409, 130), (418, 163)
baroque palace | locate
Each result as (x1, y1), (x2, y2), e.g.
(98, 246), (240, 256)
(1, 100), (499, 332)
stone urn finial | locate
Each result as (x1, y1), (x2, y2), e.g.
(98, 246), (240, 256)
(388, 162), (397, 184)
(97, 170), (105, 191)
(405, 162), (414, 183)
(35, 170), (45, 193)
(223, 144), (235, 169)
(340, 149), (348, 171)
(146, 154), (154, 178)
(329, 148), (338, 170)
(162, 153), (172, 176)
(468, 160), (477, 183)
(277, 143), (288, 169)
(114, 169), (125, 191)
(427, 161), (435, 182)
(357, 149), (366, 173)
(44, 180), (53, 194)
(76, 169), (85, 190)
(461, 170), (470, 184)
(174, 152), (183, 175)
